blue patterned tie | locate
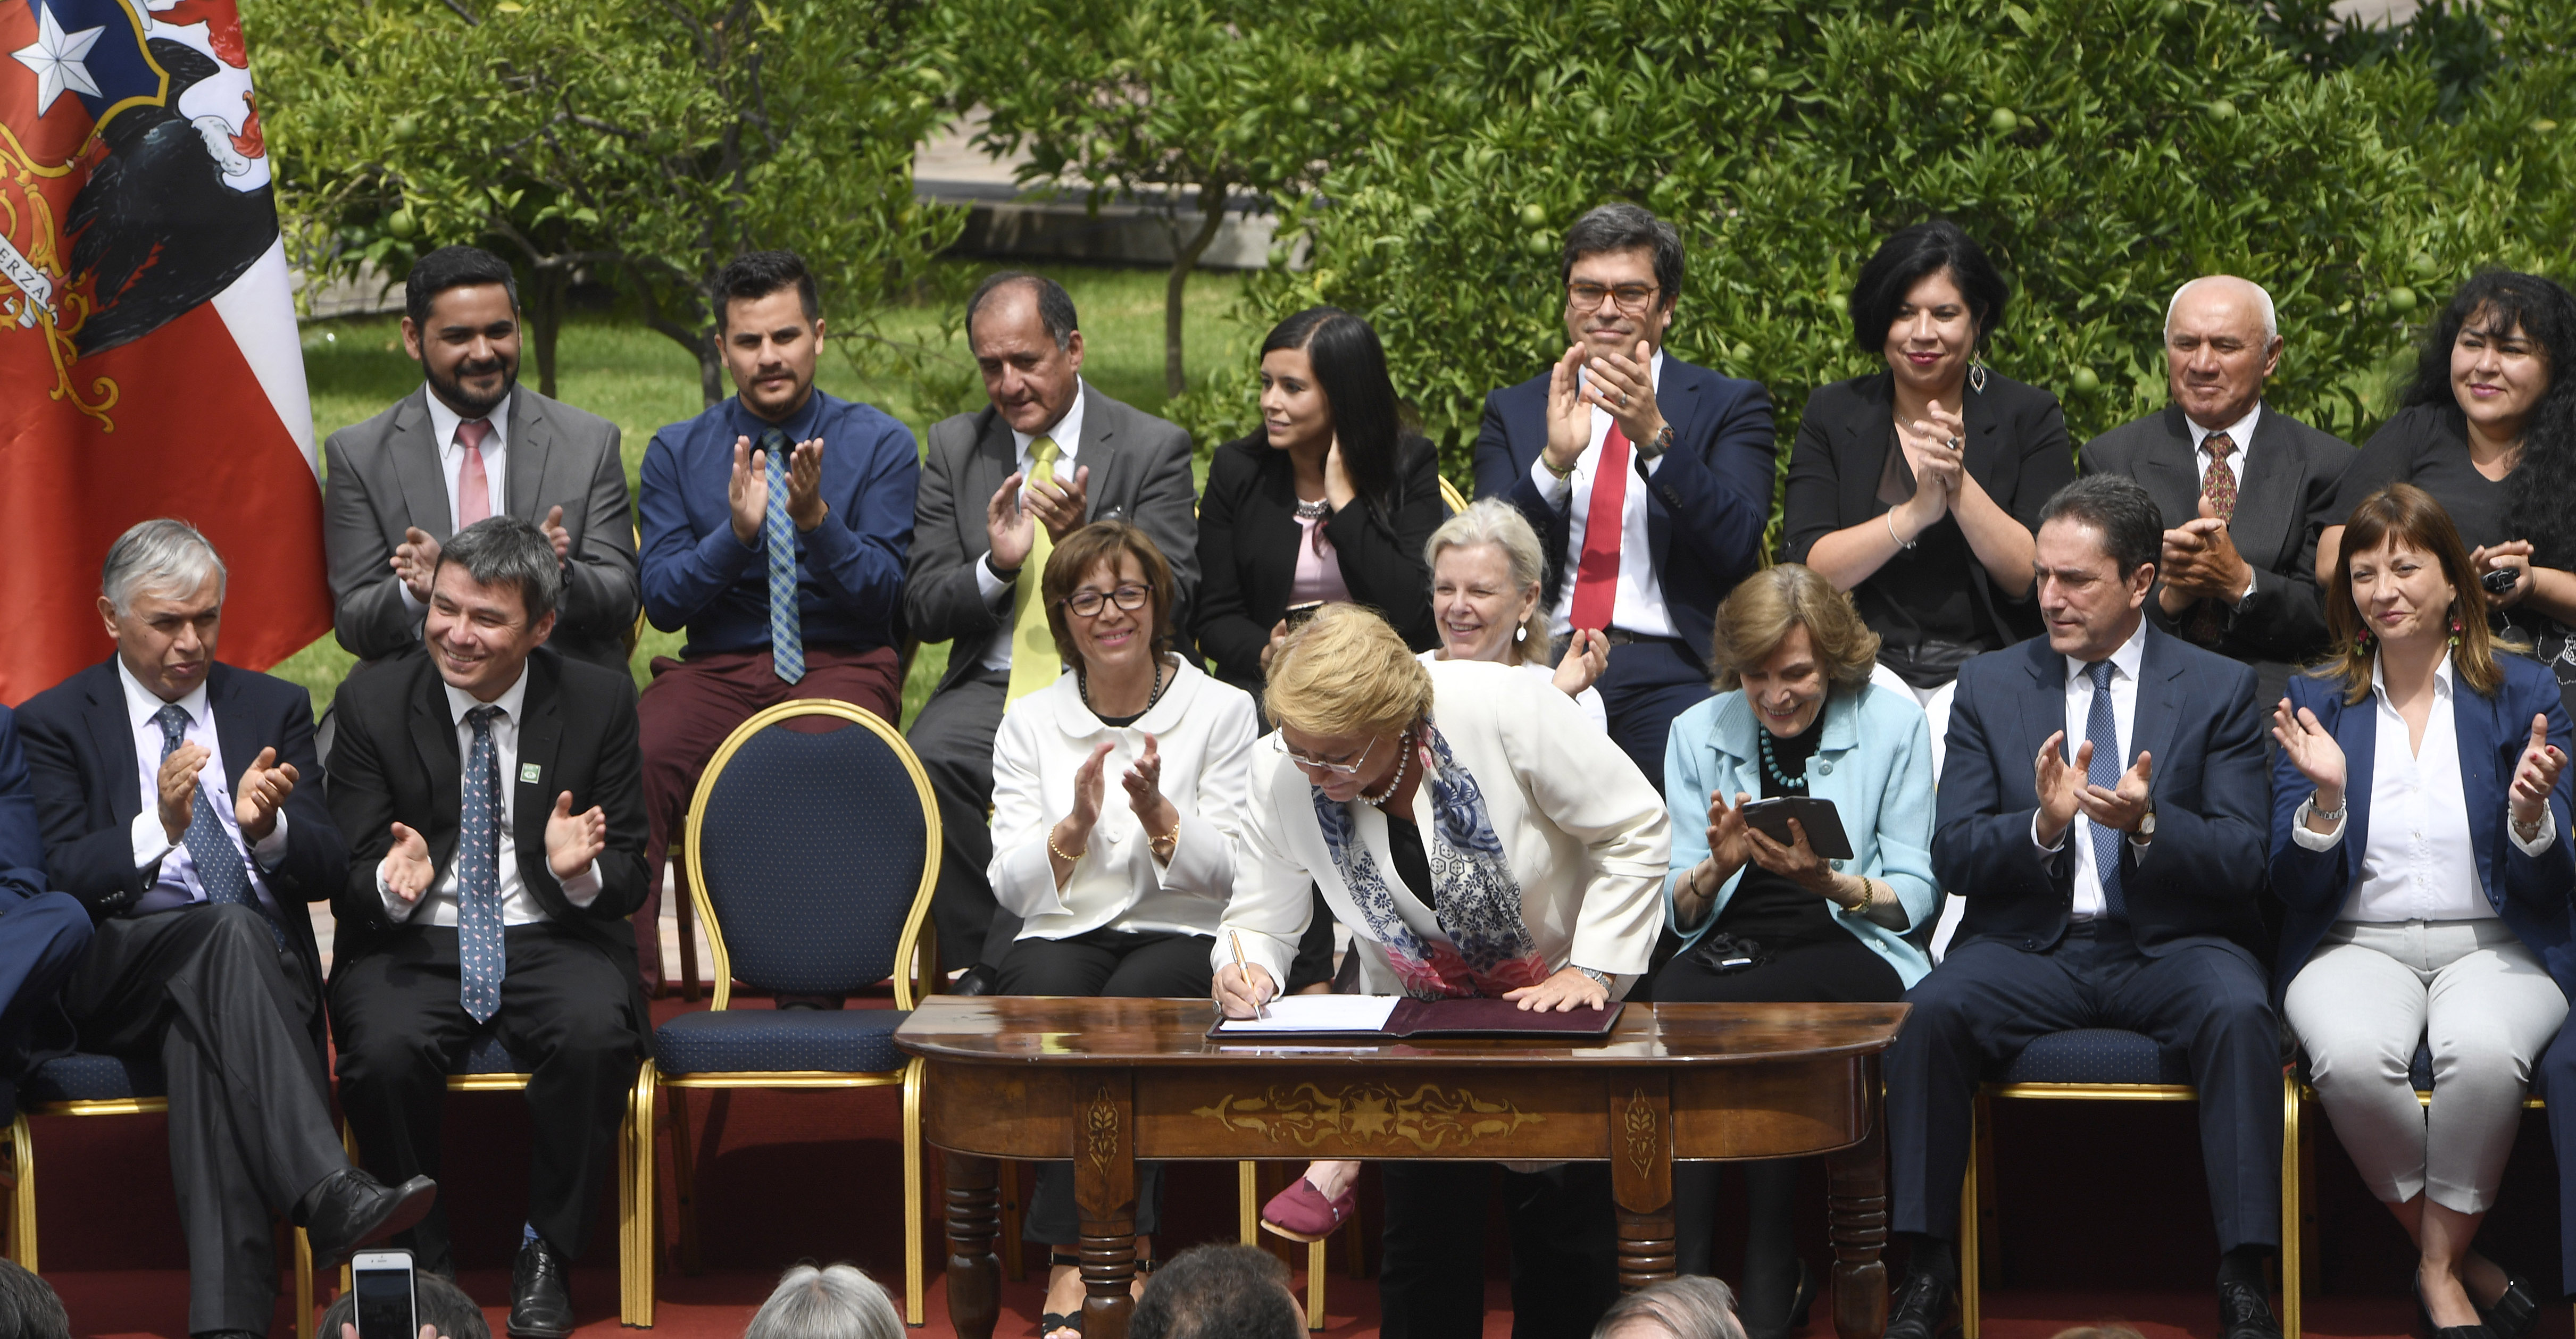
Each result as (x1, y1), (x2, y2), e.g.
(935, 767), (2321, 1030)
(154, 705), (286, 950)
(2084, 660), (2128, 924)
(458, 705), (507, 1024)
(762, 428), (805, 684)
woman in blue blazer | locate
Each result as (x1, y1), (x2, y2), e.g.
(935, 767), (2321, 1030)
(1661, 564), (1937, 1339)
(2270, 483), (2571, 1339)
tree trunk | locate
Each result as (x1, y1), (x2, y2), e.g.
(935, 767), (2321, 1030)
(697, 331), (725, 407)
(1164, 178), (1231, 399)
(529, 264), (566, 399)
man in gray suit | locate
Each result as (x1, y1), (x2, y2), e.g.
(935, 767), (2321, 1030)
(324, 246), (639, 676)
(906, 272), (1198, 983)
(2081, 275), (2354, 707)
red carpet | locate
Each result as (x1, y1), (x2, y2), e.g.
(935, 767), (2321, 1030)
(26, 992), (2571, 1338)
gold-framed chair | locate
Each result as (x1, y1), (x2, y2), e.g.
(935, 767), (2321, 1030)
(639, 699), (941, 1325)
(1438, 478), (1468, 515)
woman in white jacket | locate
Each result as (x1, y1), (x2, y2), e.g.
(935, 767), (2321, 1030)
(987, 521), (1259, 1339)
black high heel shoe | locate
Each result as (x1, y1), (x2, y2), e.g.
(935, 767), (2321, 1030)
(1744, 1259), (1820, 1339)
(2475, 1271), (2541, 1339)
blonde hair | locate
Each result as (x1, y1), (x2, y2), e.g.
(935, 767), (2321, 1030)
(1262, 604), (1434, 741)
(1423, 498), (1552, 654)
(1706, 564), (1881, 693)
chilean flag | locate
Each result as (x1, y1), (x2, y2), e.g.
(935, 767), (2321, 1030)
(0, 0), (324, 704)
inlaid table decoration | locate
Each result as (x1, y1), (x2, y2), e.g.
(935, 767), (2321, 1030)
(896, 997), (1909, 1339)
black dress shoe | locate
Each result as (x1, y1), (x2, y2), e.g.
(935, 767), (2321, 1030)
(301, 1169), (437, 1266)
(2219, 1278), (2284, 1339)
(2478, 1273), (2541, 1339)
(951, 963), (1000, 996)
(1744, 1259), (1820, 1339)
(509, 1236), (577, 1339)
(1883, 1270), (1953, 1339)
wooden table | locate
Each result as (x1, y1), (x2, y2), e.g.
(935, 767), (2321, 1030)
(897, 997), (1907, 1339)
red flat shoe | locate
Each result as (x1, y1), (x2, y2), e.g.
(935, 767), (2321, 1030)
(1260, 1175), (1357, 1242)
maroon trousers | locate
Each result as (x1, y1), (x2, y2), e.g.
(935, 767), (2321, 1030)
(634, 645), (901, 991)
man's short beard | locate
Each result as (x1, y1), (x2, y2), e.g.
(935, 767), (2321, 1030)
(429, 356), (518, 419)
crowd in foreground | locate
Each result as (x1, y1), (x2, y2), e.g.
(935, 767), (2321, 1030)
(0, 200), (2573, 1339)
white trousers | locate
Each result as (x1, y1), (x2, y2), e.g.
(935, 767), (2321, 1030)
(1872, 664), (1965, 959)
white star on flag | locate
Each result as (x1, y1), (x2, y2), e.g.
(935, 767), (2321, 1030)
(11, 4), (107, 118)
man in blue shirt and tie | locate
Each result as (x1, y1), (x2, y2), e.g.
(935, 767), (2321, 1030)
(635, 250), (919, 992)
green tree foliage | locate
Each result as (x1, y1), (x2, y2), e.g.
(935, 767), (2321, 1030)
(938, 0), (1409, 405)
(1244, 0), (2538, 513)
(247, 0), (961, 405)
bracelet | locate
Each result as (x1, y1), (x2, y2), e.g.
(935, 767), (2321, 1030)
(2308, 792), (2345, 825)
(1884, 512), (1917, 551)
(1545, 454), (1578, 481)
(1047, 824), (1087, 863)
(1836, 875), (1872, 914)
(1149, 819), (1181, 855)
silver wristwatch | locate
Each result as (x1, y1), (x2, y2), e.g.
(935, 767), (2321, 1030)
(1577, 966), (1611, 987)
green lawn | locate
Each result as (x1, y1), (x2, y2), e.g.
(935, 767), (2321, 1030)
(274, 260), (1257, 726)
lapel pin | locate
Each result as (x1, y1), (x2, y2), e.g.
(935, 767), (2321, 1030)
(520, 763), (542, 784)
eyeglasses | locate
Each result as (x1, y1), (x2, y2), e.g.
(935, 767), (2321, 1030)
(1566, 281), (1661, 314)
(1061, 584), (1151, 617)
(1271, 732), (1376, 775)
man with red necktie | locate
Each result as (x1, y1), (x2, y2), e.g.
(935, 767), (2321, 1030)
(1474, 204), (1780, 786)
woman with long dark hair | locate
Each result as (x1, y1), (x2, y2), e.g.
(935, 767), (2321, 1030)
(1193, 306), (1447, 697)
(2322, 270), (2576, 715)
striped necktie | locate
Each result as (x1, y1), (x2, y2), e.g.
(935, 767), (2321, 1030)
(154, 705), (286, 950)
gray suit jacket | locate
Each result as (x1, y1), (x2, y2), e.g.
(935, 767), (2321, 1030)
(323, 387), (640, 674)
(906, 384), (1198, 696)
(2081, 401), (2354, 704)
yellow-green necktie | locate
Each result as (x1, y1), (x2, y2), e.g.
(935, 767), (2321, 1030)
(1004, 437), (1063, 705)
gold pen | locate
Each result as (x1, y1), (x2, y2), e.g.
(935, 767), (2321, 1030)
(1229, 930), (1266, 1020)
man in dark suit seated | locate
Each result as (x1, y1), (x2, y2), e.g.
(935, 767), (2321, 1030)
(1473, 203), (1778, 785)
(323, 245), (640, 676)
(1883, 476), (2282, 1339)
(326, 516), (649, 1336)
(15, 520), (435, 1339)
(0, 703), (96, 1119)
(2080, 275), (2354, 707)
(906, 271), (1199, 983)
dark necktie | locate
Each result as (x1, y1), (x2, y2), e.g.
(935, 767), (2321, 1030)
(154, 705), (286, 950)
(762, 428), (806, 684)
(458, 705), (506, 1024)
(2084, 660), (2128, 923)
(2183, 431), (2240, 645)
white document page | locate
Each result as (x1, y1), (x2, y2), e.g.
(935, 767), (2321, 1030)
(1211, 994), (1401, 1034)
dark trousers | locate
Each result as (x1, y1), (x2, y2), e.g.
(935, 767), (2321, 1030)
(330, 923), (643, 1270)
(1379, 1160), (1620, 1339)
(1586, 635), (1712, 794)
(907, 667), (1010, 972)
(2535, 1018), (2576, 1292)
(1887, 925), (2280, 1252)
(1002, 927), (1214, 1244)
(1656, 934), (1904, 1308)
(636, 645), (901, 989)
(66, 904), (348, 1334)
(0, 890), (94, 1113)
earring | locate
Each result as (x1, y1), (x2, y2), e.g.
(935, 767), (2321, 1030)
(1514, 625), (1527, 643)
(2450, 613), (2463, 649)
(1968, 359), (1990, 395)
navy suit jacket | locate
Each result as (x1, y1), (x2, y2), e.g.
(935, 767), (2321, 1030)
(1471, 355), (1777, 664)
(1933, 623), (2271, 962)
(0, 705), (44, 883)
(2267, 654), (2576, 1003)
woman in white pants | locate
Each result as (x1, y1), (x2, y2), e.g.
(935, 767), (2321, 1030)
(2270, 483), (2571, 1339)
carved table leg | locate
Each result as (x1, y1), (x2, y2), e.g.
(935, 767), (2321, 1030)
(1826, 1078), (1891, 1339)
(1073, 1073), (1138, 1339)
(1612, 1078), (1677, 1290)
(944, 1151), (1002, 1339)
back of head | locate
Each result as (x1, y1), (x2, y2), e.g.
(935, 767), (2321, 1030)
(744, 1263), (903, 1339)
(715, 250), (821, 333)
(1263, 603), (1434, 742)
(1593, 1275), (1745, 1339)
(316, 1270), (494, 1339)
(1130, 1244), (1300, 1339)
(405, 245), (519, 329)
(0, 1258), (68, 1339)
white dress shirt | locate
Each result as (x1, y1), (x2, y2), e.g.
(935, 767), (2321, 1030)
(1529, 350), (1676, 640)
(403, 388), (516, 618)
(2289, 650), (2550, 918)
(375, 662), (602, 925)
(973, 382), (1088, 672)
(987, 655), (1254, 940)
(119, 660), (288, 916)
(2030, 620), (2146, 919)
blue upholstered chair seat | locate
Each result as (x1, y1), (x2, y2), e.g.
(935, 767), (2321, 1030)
(655, 1008), (910, 1076)
(2410, 1039), (2434, 1092)
(21, 1052), (165, 1105)
(454, 1033), (522, 1076)
(1995, 1028), (2191, 1086)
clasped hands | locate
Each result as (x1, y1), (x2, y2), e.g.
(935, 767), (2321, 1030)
(1540, 340), (1665, 475)
(985, 463), (1094, 572)
(2157, 492), (2253, 616)
(393, 507), (575, 604)
(2032, 731), (2153, 848)
(1882, 401), (1970, 545)
(159, 744), (298, 846)
(727, 434), (829, 543)
(381, 791), (607, 904)
(1055, 735), (1179, 869)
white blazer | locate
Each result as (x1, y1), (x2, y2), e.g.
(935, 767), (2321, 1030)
(1217, 658), (1669, 995)
(988, 656), (1260, 942)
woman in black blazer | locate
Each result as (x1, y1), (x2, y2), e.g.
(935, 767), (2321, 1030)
(1193, 306), (1446, 698)
(1781, 221), (2074, 774)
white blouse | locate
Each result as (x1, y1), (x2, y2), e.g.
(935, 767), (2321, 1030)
(1415, 648), (1608, 734)
(988, 656), (1260, 941)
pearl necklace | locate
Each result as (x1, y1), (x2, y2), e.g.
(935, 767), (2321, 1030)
(1360, 725), (1418, 806)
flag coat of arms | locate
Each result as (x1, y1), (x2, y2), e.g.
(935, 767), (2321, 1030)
(0, 0), (323, 704)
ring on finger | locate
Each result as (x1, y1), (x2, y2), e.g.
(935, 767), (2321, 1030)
(1946, 436), (1963, 451)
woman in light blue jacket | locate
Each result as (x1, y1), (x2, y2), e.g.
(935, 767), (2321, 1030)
(1660, 563), (1938, 1339)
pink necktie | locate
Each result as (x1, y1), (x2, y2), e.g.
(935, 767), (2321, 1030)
(454, 419), (494, 528)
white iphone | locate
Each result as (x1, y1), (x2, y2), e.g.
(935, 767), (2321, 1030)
(350, 1249), (416, 1339)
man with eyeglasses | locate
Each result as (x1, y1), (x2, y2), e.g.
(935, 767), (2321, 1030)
(1473, 203), (1779, 788)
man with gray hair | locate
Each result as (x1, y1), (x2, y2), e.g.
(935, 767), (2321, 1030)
(743, 1263), (904, 1339)
(2080, 274), (2355, 706)
(1129, 1244), (1303, 1339)
(323, 515), (650, 1336)
(15, 518), (433, 1339)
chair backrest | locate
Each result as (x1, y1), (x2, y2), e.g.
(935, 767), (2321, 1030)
(1438, 477), (1466, 516)
(683, 700), (939, 1009)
